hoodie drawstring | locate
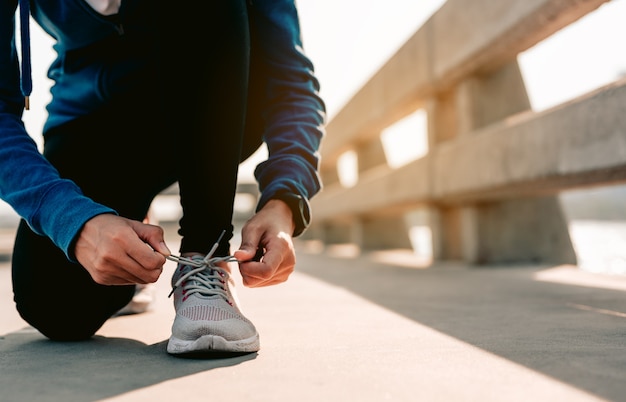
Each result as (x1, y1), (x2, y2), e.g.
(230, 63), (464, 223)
(18, 0), (32, 110)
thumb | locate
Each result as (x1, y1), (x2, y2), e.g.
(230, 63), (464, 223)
(235, 228), (262, 261)
(234, 243), (257, 261)
(131, 220), (171, 256)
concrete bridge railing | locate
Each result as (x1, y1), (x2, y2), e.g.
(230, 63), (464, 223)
(307, 0), (626, 265)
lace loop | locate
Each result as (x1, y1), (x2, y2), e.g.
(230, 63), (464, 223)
(166, 229), (243, 299)
(167, 254), (238, 299)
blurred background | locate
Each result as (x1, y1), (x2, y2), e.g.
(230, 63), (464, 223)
(2, 0), (626, 275)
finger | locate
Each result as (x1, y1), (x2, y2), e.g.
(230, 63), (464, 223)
(107, 272), (146, 286)
(246, 272), (290, 287)
(236, 224), (263, 260)
(124, 253), (164, 281)
(240, 261), (292, 287)
(234, 246), (264, 263)
(239, 251), (293, 284)
(100, 241), (163, 282)
(124, 236), (167, 272)
(254, 246), (282, 272)
(239, 260), (275, 281)
(91, 264), (149, 286)
(93, 242), (163, 283)
(131, 221), (171, 256)
(233, 248), (256, 262)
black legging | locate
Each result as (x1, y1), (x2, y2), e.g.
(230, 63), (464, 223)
(11, 0), (260, 341)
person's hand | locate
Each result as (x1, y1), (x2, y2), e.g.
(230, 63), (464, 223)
(74, 214), (171, 285)
(234, 199), (296, 287)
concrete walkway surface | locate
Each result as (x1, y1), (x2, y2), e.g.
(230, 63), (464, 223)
(1, 226), (626, 402)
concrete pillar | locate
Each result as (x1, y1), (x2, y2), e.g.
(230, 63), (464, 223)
(361, 214), (413, 250)
(300, 222), (325, 242)
(428, 60), (576, 265)
(321, 217), (363, 246)
(438, 206), (463, 260)
(404, 208), (436, 260)
(474, 196), (577, 264)
(459, 207), (479, 263)
(427, 88), (458, 148)
(431, 206), (481, 261)
(355, 137), (388, 173)
(456, 61), (531, 134)
(353, 132), (412, 251)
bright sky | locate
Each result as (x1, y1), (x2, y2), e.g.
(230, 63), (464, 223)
(295, 0), (626, 117)
(295, 0), (448, 119)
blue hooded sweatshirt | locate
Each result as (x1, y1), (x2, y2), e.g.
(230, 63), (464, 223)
(0, 0), (325, 260)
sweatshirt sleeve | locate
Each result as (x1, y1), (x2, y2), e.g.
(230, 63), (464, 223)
(245, 0), (326, 219)
(0, 4), (116, 260)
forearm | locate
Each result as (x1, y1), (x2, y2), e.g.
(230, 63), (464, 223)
(247, 0), (326, 224)
(0, 115), (116, 260)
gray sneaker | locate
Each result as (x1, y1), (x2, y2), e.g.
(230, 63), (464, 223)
(167, 255), (260, 355)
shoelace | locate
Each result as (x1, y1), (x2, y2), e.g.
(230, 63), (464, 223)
(166, 254), (237, 299)
(166, 230), (239, 299)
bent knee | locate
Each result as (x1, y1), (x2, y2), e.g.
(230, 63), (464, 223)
(15, 303), (104, 341)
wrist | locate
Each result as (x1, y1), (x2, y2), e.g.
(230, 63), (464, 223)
(264, 199), (295, 234)
(270, 192), (311, 237)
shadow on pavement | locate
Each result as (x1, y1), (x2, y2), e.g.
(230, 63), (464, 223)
(0, 327), (256, 402)
(296, 251), (626, 402)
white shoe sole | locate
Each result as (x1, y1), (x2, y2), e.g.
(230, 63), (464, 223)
(167, 333), (260, 355)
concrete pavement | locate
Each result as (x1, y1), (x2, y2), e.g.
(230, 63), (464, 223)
(1, 226), (626, 402)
